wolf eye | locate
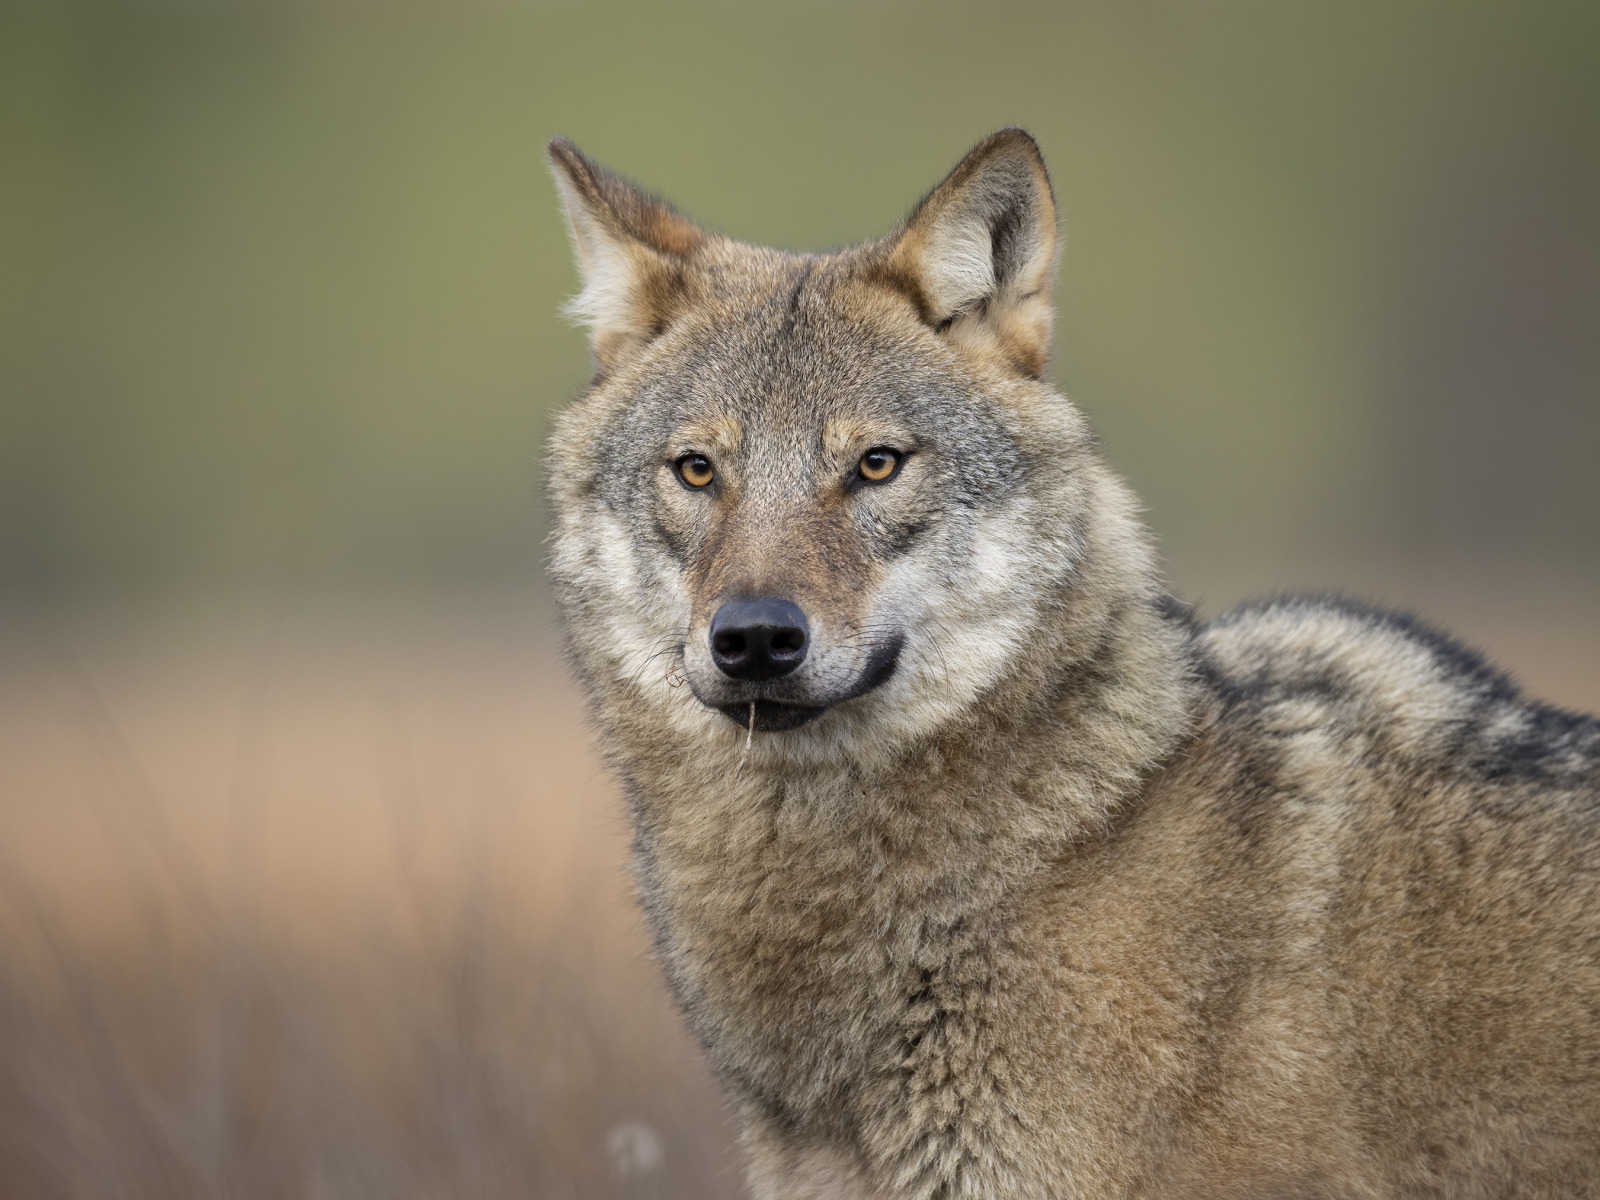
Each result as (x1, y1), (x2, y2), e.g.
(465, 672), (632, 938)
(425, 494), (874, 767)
(857, 448), (902, 484)
(676, 454), (714, 489)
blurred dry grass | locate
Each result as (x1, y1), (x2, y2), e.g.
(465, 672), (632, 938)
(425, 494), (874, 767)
(0, 578), (1595, 1197)
(0, 593), (739, 1199)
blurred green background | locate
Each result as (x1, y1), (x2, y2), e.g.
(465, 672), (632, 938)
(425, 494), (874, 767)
(5, 0), (1597, 603)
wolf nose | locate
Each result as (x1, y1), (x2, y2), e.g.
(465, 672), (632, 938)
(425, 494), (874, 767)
(709, 599), (809, 681)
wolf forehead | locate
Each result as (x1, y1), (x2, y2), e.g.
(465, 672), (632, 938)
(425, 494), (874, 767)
(570, 257), (1028, 508)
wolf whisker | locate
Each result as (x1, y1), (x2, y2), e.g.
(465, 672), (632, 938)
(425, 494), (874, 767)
(622, 630), (688, 691)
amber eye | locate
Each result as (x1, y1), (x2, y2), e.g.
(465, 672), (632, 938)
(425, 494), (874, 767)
(676, 454), (714, 489)
(857, 447), (902, 484)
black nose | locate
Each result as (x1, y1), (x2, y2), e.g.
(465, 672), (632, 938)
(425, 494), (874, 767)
(709, 599), (809, 681)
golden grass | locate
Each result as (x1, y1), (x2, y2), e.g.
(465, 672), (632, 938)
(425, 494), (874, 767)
(0, 595), (738, 1199)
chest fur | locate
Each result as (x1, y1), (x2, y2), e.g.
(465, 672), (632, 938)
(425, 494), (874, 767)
(631, 766), (1036, 1141)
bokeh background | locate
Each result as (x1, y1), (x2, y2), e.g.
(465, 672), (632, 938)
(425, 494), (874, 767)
(2, 1), (1597, 1195)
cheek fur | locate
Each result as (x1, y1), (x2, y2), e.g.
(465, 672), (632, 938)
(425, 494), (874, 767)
(869, 496), (1048, 715)
(556, 502), (696, 694)
(649, 469), (718, 565)
(853, 466), (945, 558)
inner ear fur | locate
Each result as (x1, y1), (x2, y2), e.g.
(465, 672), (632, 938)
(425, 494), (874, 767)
(878, 128), (1059, 377)
(548, 137), (707, 370)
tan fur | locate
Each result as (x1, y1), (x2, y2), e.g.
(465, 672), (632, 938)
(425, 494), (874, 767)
(545, 131), (1600, 1198)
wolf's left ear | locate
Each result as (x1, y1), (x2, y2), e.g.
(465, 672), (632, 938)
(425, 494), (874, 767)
(880, 129), (1058, 377)
(548, 138), (707, 370)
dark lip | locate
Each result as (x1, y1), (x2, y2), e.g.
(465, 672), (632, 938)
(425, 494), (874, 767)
(713, 636), (902, 732)
(716, 700), (828, 732)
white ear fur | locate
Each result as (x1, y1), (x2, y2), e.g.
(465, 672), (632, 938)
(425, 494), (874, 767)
(547, 138), (705, 367)
(886, 129), (1059, 375)
(921, 212), (1001, 321)
(552, 170), (654, 342)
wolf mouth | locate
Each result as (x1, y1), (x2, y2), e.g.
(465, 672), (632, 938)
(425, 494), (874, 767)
(713, 636), (903, 732)
(716, 700), (828, 731)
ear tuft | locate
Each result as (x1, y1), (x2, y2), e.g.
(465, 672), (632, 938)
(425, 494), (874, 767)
(881, 129), (1059, 376)
(547, 138), (707, 369)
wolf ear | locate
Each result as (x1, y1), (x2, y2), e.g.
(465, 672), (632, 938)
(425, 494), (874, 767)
(548, 138), (707, 370)
(881, 129), (1059, 377)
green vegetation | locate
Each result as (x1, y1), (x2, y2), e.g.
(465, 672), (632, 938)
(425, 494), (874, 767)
(2, 0), (1596, 597)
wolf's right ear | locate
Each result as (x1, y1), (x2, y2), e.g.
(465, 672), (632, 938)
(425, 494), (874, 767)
(548, 138), (707, 370)
(878, 129), (1059, 377)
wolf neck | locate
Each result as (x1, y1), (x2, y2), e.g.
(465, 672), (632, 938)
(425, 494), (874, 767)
(609, 481), (1197, 1124)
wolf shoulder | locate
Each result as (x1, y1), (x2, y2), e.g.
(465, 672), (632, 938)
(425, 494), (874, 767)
(1187, 594), (1600, 799)
(1149, 593), (1600, 933)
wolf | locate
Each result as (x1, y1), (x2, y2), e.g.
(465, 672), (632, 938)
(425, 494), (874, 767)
(544, 129), (1600, 1198)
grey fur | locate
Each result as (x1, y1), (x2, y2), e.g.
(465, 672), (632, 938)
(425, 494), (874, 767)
(546, 130), (1600, 1198)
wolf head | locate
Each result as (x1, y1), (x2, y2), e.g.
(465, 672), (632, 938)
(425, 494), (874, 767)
(547, 131), (1170, 770)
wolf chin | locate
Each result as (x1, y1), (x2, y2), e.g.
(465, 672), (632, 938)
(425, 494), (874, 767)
(545, 130), (1600, 1198)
